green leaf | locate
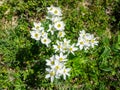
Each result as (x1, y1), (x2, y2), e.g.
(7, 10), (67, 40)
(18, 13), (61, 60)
(100, 67), (112, 72)
(118, 35), (120, 44)
(101, 46), (111, 59)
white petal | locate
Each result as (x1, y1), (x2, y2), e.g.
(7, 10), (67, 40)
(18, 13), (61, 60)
(51, 76), (54, 83)
(63, 74), (66, 80)
(45, 74), (50, 79)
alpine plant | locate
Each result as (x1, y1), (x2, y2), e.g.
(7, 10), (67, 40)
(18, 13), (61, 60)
(29, 5), (99, 83)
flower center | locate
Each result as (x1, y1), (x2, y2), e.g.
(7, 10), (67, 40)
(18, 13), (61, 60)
(58, 45), (61, 49)
(63, 47), (67, 50)
(51, 61), (54, 65)
(59, 57), (63, 61)
(80, 41), (84, 45)
(69, 47), (73, 51)
(55, 65), (60, 70)
(57, 24), (61, 28)
(44, 39), (47, 42)
(51, 28), (53, 31)
(50, 71), (55, 76)
(54, 10), (58, 14)
(50, 8), (53, 11)
(63, 69), (66, 73)
(64, 42), (67, 46)
(36, 26), (40, 29)
(59, 32), (62, 36)
(42, 32), (44, 35)
(35, 33), (38, 38)
(86, 39), (89, 42)
(83, 34), (86, 37)
(91, 39), (94, 43)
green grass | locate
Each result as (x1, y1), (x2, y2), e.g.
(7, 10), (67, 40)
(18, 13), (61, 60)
(0, 0), (120, 90)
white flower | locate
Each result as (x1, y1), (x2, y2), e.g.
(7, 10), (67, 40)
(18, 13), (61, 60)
(68, 43), (78, 55)
(90, 39), (98, 48)
(84, 34), (91, 47)
(62, 38), (71, 52)
(46, 55), (56, 66)
(76, 38), (85, 50)
(41, 37), (51, 47)
(51, 16), (62, 23)
(79, 30), (91, 48)
(55, 52), (68, 62)
(79, 30), (86, 38)
(53, 40), (63, 52)
(41, 30), (48, 37)
(47, 5), (54, 13)
(45, 68), (55, 83)
(32, 22), (44, 31)
(77, 30), (99, 50)
(52, 7), (62, 16)
(89, 35), (99, 48)
(63, 38), (70, 47)
(57, 31), (65, 38)
(30, 31), (41, 41)
(54, 21), (65, 31)
(51, 60), (64, 75)
(47, 6), (62, 16)
(60, 67), (71, 80)
(47, 24), (55, 35)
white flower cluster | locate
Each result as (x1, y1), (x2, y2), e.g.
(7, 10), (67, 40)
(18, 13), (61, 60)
(29, 5), (99, 83)
(53, 38), (78, 55)
(76, 30), (99, 50)
(30, 22), (51, 47)
(45, 53), (71, 82)
(46, 38), (78, 82)
(45, 5), (76, 82)
(46, 5), (66, 38)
